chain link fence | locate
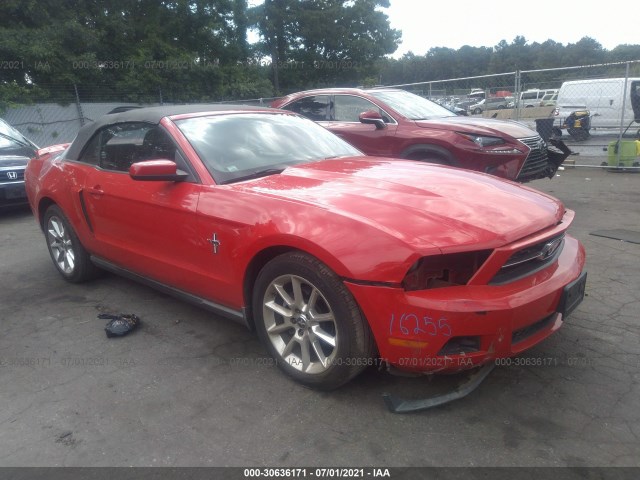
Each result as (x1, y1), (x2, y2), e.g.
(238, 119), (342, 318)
(1, 83), (280, 147)
(3, 60), (640, 169)
(386, 60), (640, 169)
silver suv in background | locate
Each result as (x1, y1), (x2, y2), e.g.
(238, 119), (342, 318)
(470, 96), (514, 114)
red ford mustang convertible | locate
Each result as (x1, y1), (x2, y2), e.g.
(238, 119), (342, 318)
(25, 105), (586, 390)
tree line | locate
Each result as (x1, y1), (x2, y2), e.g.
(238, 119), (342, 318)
(379, 37), (640, 89)
(1, 0), (639, 111)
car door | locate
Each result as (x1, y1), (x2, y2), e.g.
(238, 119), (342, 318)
(79, 122), (206, 292)
(324, 94), (399, 156)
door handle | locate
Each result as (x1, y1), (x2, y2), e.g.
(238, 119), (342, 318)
(87, 186), (104, 197)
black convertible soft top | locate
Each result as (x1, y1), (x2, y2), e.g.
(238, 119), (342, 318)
(65, 104), (275, 161)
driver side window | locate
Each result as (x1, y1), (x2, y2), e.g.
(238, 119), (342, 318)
(79, 123), (177, 173)
(331, 95), (392, 123)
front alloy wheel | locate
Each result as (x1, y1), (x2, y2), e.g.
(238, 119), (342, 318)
(253, 251), (375, 390)
(263, 274), (338, 374)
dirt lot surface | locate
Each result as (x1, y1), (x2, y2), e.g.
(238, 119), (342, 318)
(0, 166), (638, 468)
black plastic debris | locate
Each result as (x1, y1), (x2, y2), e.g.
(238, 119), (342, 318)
(99, 313), (141, 338)
(382, 363), (496, 413)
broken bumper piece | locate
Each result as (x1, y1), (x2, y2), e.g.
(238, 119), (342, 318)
(382, 362), (496, 413)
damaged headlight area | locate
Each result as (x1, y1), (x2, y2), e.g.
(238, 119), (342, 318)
(457, 132), (523, 154)
(402, 250), (492, 291)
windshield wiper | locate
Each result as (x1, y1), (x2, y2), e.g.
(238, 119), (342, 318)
(224, 168), (285, 184)
(0, 131), (33, 149)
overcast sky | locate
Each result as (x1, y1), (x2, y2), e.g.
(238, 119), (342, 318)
(386, 0), (637, 58)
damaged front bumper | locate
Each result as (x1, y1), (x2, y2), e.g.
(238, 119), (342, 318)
(345, 235), (586, 376)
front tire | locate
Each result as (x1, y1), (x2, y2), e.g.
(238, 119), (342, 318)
(404, 153), (451, 166)
(253, 252), (375, 390)
(44, 205), (100, 283)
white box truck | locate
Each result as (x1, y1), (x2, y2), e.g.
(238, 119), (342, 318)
(555, 78), (640, 129)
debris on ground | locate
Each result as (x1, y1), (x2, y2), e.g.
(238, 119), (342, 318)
(382, 363), (496, 413)
(99, 313), (141, 338)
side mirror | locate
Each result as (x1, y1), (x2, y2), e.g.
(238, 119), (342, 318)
(129, 159), (188, 181)
(359, 110), (387, 130)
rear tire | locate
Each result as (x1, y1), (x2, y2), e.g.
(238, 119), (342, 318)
(44, 205), (101, 283)
(252, 251), (375, 390)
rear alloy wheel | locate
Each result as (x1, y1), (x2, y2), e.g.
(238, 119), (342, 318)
(44, 205), (100, 283)
(253, 252), (374, 390)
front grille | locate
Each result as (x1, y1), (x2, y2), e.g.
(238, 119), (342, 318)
(490, 233), (565, 285)
(0, 168), (25, 182)
(516, 136), (550, 181)
(512, 314), (555, 344)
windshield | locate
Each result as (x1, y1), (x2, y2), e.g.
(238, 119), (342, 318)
(369, 90), (456, 120)
(175, 112), (362, 184)
(0, 119), (37, 153)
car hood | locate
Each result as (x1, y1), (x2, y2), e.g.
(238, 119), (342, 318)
(233, 157), (565, 252)
(0, 154), (30, 167)
(415, 117), (537, 139)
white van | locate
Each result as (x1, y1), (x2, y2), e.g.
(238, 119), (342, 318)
(517, 89), (557, 108)
(555, 78), (640, 129)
